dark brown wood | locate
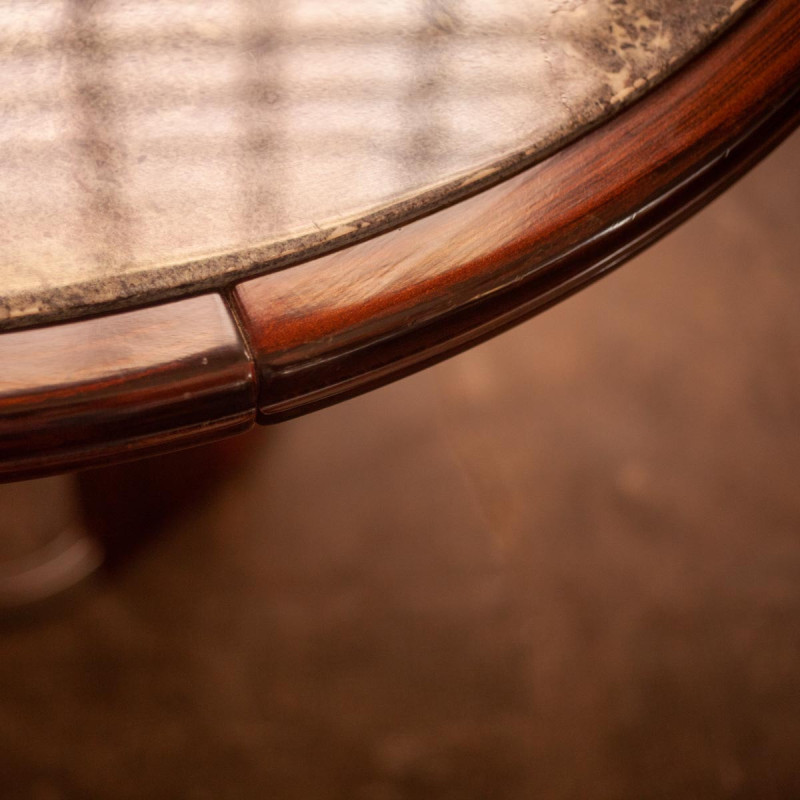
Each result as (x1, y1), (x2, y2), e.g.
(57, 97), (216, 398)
(77, 431), (266, 570)
(233, 0), (800, 422)
(0, 295), (256, 482)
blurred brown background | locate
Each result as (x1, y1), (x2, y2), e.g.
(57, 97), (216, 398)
(1, 131), (799, 799)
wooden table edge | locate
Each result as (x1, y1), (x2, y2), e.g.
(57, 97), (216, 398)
(231, 0), (800, 421)
(0, 295), (256, 482)
(1, 0), (798, 480)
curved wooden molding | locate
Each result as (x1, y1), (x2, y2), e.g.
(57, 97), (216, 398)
(0, 295), (255, 482)
(233, 0), (800, 422)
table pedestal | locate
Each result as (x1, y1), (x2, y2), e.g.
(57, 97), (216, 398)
(0, 431), (262, 609)
(0, 475), (101, 609)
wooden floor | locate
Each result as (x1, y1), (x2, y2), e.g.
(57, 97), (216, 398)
(1, 131), (799, 799)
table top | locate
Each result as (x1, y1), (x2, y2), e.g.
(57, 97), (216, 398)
(2, 0), (798, 482)
(1, 0), (751, 331)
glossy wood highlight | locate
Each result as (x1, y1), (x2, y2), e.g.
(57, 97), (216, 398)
(0, 295), (255, 482)
(234, 0), (800, 422)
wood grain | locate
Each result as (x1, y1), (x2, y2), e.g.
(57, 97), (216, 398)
(233, 0), (800, 422)
(0, 295), (256, 482)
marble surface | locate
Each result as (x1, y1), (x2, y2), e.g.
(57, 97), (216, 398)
(0, 0), (753, 329)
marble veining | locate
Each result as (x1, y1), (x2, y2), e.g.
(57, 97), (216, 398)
(0, 0), (755, 329)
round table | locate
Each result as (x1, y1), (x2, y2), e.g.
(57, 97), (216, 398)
(1, 0), (799, 482)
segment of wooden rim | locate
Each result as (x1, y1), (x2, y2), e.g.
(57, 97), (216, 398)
(233, 0), (800, 422)
(0, 295), (255, 482)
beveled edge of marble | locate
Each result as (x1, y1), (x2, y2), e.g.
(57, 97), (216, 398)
(0, 0), (757, 334)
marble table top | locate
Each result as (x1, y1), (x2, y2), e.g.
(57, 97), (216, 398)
(1, 0), (752, 330)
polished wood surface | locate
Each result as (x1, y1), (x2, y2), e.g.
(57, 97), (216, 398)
(233, 0), (800, 422)
(0, 295), (255, 481)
